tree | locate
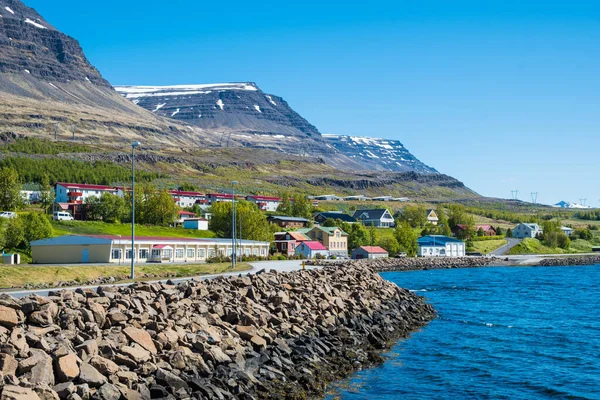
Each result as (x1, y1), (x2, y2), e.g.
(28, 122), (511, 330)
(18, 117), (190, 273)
(209, 201), (273, 241)
(178, 182), (197, 191)
(22, 213), (52, 243)
(477, 228), (485, 237)
(291, 194), (312, 219)
(4, 217), (24, 250)
(397, 205), (427, 228)
(435, 208), (452, 236)
(0, 167), (22, 211)
(145, 190), (179, 226)
(341, 222), (369, 251)
(39, 174), (54, 214)
(276, 192), (293, 216)
(496, 226), (504, 236)
(506, 228), (512, 238)
(84, 195), (102, 221)
(97, 193), (128, 223)
(368, 223), (377, 246)
(557, 233), (571, 249)
(376, 236), (400, 256)
(322, 218), (337, 227)
(394, 222), (418, 257)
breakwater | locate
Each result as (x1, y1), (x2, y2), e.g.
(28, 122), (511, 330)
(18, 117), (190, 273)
(309, 256), (499, 271)
(537, 255), (600, 267)
(0, 265), (434, 399)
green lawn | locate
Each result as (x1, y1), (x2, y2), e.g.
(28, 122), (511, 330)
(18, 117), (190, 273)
(507, 238), (594, 255)
(0, 262), (250, 290)
(51, 220), (216, 239)
(468, 239), (507, 254)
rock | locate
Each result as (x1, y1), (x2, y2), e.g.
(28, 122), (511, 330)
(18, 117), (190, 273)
(96, 384), (120, 400)
(55, 354), (80, 383)
(52, 382), (75, 399)
(0, 354), (18, 376)
(119, 346), (150, 363)
(155, 368), (189, 391)
(250, 336), (267, 350)
(122, 328), (157, 354)
(0, 305), (19, 328)
(1, 385), (41, 400)
(235, 325), (257, 340)
(77, 363), (106, 388)
(88, 357), (118, 376)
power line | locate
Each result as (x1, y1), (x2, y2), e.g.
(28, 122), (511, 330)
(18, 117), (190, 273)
(531, 192), (538, 204)
(511, 190), (519, 200)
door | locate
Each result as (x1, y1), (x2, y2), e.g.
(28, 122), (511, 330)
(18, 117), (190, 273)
(81, 249), (89, 263)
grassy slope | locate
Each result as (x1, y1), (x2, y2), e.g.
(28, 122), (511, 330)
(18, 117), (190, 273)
(51, 221), (216, 239)
(0, 262), (250, 290)
(469, 239), (507, 254)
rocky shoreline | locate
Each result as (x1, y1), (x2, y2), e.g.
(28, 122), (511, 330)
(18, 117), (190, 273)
(537, 255), (600, 267)
(309, 256), (500, 272)
(0, 264), (435, 399)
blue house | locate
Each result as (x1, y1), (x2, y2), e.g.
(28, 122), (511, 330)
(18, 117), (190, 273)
(417, 235), (465, 257)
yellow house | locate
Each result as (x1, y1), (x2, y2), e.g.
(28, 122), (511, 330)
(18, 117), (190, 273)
(298, 226), (348, 257)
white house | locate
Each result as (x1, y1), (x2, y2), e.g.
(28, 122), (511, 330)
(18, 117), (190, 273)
(352, 209), (395, 227)
(344, 195), (370, 201)
(55, 182), (123, 204)
(417, 235), (466, 257)
(351, 246), (389, 260)
(371, 196), (394, 202)
(426, 209), (439, 225)
(183, 218), (209, 231)
(169, 190), (207, 208)
(313, 194), (342, 201)
(512, 223), (543, 239)
(246, 195), (282, 212)
(206, 193), (236, 205)
(561, 226), (574, 236)
(21, 190), (41, 204)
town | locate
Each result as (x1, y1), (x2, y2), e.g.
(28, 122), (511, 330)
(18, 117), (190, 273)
(2, 174), (594, 268)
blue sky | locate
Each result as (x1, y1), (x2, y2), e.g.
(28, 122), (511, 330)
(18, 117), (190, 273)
(28, 0), (600, 205)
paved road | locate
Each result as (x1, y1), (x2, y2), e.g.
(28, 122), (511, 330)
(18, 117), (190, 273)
(490, 238), (522, 256)
(2, 260), (311, 299)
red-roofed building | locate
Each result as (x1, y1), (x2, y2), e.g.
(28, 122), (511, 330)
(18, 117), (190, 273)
(295, 240), (329, 259)
(351, 246), (389, 260)
(274, 231), (310, 256)
(452, 224), (497, 238)
(246, 195), (283, 212)
(54, 182), (124, 220)
(168, 190), (207, 208)
(206, 193), (245, 205)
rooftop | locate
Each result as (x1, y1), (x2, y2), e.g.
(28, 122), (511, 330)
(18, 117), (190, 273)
(357, 246), (388, 254)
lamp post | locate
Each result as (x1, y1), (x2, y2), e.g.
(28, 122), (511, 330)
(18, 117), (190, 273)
(131, 141), (141, 279)
(231, 181), (238, 269)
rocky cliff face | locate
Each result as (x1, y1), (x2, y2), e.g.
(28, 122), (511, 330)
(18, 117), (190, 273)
(322, 134), (437, 173)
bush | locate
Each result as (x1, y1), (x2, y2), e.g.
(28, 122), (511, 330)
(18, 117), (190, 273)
(470, 235), (506, 242)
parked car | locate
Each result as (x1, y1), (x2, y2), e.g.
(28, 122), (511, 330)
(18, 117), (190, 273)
(0, 211), (17, 219)
(53, 212), (74, 221)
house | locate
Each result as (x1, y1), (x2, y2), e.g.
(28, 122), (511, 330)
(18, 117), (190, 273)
(294, 241), (329, 259)
(418, 235), (466, 257)
(206, 193), (236, 205)
(344, 195), (369, 201)
(512, 223), (543, 239)
(169, 190), (207, 208)
(246, 195), (282, 212)
(274, 231), (310, 256)
(21, 190), (41, 204)
(561, 226), (574, 236)
(351, 246), (389, 260)
(313, 211), (356, 224)
(352, 209), (395, 227)
(177, 210), (196, 224)
(183, 218), (209, 231)
(313, 194), (342, 201)
(426, 209), (439, 225)
(476, 225), (497, 236)
(54, 182), (124, 220)
(267, 216), (310, 229)
(30, 235), (270, 264)
(371, 196), (394, 202)
(297, 226), (348, 257)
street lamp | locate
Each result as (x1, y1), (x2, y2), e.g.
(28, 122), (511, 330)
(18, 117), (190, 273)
(231, 181), (238, 269)
(131, 141), (141, 279)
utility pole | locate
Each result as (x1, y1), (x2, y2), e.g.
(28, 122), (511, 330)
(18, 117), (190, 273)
(511, 190), (519, 200)
(71, 124), (75, 140)
(580, 198), (587, 207)
(231, 181), (238, 269)
(54, 123), (58, 140)
(531, 192), (538, 204)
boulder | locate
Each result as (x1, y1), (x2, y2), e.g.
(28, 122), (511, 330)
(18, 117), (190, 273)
(55, 353), (80, 383)
(0, 305), (19, 328)
(1, 385), (41, 400)
(77, 363), (106, 388)
(122, 327), (157, 354)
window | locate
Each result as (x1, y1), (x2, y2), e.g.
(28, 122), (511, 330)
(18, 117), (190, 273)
(282, 243), (287, 250)
(125, 248), (134, 259)
(253, 248), (258, 256)
(152, 249), (161, 257)
(111, 249), (122, 260)
(336, 231), (341, 238)
(197, 248), (206, 258)
(208, 248), (215, 258)
(164, 249), (172, 258)
(260, 248), (266, 256)
(187, 249), (195, 258)
(176, 249), (184, 258)
(139, 249), (149, 259)
(244, 248), (250, 256)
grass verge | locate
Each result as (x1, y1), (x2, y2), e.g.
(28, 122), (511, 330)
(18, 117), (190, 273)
(468, 239), (507, 254)
(0, 262), (251, 290)
(51, 220), (216, 239)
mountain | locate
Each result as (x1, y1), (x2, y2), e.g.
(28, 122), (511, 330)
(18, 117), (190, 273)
(0, 0), (199, 147)
(553, 201), (591, 209)
(115, 83), (438, 173)
(322, 134), (437, 173)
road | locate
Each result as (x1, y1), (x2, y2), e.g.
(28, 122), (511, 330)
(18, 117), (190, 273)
(490, 238), (522, 256)
(2, 260), (310, 299)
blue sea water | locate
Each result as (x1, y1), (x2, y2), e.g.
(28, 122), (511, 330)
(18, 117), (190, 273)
(329, 266), (600, 399)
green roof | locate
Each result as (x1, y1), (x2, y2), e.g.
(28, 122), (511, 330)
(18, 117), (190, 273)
(295, 226), (348, 236)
